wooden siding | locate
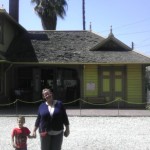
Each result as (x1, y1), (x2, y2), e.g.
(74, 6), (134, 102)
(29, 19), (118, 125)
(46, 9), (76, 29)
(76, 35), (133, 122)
(127, 64), (142, 103)
(0, 17), (15, 52)
(83, 65), (98, 97)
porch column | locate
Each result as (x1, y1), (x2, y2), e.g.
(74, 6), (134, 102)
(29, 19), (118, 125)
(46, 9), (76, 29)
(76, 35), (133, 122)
(146, 66), (150, 104)
(33, 68), (41, 100)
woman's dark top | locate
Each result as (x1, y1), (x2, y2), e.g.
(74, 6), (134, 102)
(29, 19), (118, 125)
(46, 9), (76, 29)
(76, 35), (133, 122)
(35, 100), (69, 133)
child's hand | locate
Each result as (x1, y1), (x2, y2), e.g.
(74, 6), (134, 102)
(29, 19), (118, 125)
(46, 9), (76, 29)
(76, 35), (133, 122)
(28, 133), (36, 138)
(33, 131), (36, 137)
(13, 143), (17, 148)
(33, 134), (36, 138)
(32, 131), (36, 138)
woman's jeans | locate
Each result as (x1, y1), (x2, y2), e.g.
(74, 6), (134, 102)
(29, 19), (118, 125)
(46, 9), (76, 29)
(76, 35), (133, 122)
(40, 132), (63, 150)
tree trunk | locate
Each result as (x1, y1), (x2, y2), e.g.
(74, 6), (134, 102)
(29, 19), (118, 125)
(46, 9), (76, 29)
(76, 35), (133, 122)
(41, 15), (57, 30)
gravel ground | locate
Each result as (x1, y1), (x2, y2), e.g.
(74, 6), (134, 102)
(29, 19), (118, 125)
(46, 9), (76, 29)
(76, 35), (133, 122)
(1, 117), (150, 150)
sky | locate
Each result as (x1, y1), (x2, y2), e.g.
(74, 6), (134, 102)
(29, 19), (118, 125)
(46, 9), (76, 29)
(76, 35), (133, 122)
(0, 0), (150, 56)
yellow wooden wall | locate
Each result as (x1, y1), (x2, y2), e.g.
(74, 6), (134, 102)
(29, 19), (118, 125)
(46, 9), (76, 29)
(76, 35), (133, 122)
(83, 64), (144, 104)
(127, 64), (142, 103)
(83, 65), (98, 97)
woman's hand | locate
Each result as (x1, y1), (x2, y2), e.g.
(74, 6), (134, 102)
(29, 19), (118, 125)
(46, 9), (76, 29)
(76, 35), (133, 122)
(64, 125), (70, 137)
(32, 126), (37, 138)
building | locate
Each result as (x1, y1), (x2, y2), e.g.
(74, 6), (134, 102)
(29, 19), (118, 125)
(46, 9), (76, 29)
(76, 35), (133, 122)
(0, 1), (150, 108)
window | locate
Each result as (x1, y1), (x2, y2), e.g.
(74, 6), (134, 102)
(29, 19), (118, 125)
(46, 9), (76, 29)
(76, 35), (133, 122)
(0, 17), (4, 44)
(18, 68), (32, 89)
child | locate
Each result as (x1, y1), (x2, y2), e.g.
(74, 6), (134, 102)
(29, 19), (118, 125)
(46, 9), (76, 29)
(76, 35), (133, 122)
(11, 116), (36, 150)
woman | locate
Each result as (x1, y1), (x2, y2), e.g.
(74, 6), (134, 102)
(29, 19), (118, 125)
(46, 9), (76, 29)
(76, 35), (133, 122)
(33, 88), (70, 150)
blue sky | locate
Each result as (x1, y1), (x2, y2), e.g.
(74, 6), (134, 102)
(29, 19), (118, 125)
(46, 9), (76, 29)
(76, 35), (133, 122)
(1, 0), (150, 56)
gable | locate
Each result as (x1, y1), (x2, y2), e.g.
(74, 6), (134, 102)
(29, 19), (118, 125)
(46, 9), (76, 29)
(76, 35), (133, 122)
(90, 34), (132, 51)
(0, 9), (26, 32)
(0, 15), (4, 44)
(0, 9), (27, 61)
(6, 32), (38, 62)
(94, 39), (130, 51)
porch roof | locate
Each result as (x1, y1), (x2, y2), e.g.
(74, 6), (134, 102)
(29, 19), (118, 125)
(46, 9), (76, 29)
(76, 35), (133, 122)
(5, 30), (150, 64)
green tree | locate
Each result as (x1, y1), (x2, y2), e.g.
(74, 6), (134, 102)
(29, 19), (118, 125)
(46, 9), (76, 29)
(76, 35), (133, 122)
(31, 0), (68, 30)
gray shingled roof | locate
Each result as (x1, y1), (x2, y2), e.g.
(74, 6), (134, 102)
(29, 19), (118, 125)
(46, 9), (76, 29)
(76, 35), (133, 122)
(6, 30), (150, 64)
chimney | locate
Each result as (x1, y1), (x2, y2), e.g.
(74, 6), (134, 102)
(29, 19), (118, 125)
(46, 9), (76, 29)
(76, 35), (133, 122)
(89, 22), (92, 32)
(131, 42), (134, 50)
(9, 0), (19, 22)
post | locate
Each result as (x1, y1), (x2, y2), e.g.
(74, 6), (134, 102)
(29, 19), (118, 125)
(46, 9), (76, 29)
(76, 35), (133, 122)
(16, 99), (18, 116)
(117, 99), (120, 116)
(80, 99), (82, 116)
(82, 0), (86, 30)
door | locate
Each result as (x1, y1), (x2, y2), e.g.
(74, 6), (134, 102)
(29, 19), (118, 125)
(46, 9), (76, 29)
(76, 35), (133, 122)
(56, 68), (80, 106)
(99, 66), (126, 106)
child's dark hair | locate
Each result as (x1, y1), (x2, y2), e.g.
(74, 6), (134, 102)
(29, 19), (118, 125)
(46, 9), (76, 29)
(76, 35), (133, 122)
(17, 116), (25, 123)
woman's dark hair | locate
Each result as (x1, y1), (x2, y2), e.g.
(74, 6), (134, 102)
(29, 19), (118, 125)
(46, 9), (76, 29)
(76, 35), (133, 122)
(42, 88), (53, 100)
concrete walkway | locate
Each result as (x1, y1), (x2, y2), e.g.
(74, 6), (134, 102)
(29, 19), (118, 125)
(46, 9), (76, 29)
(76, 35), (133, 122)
(2, 117), (150, 150)
(0, 106), (150, 117)
(66, 109), (150, 117)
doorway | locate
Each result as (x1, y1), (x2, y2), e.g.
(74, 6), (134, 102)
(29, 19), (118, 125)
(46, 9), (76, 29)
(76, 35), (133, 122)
(99, 66), (126, 106)
(41, 68), (80, 106)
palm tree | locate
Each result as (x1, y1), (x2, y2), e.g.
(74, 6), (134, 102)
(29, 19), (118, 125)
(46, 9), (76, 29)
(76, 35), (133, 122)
(31, 0), (68, 30)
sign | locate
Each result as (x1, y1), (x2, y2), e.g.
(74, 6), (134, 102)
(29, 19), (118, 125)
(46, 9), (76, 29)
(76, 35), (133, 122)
(86, 82), (95, 91)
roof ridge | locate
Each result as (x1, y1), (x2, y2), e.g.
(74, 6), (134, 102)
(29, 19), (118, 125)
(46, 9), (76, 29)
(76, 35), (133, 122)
(133, 49), (150, 58)
(28, 30), (88, 32)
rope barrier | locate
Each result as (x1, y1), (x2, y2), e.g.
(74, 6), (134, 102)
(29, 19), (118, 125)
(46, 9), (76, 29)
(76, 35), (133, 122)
(0, 99), (18, 106)
(118, 99), (147, 105)
(63, 99), (80, 105)
(0, 97), (148, 107)
(80, 99), (117, 106)
(18, 99), (43, 104)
